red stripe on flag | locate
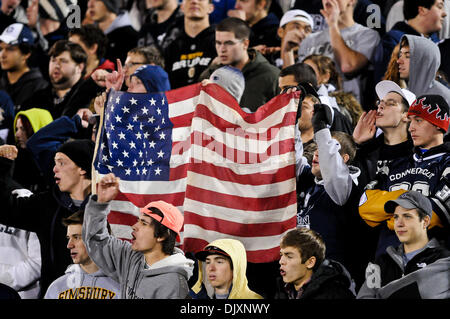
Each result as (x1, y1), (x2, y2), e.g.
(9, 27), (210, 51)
(115, 192), (186, 208)
(191, 132), (295, 164)
(166, 83), (201, 104)
(188, 162), (295, 185)
(185, 185), (297, 211)
(183, 211), (297, 237)
(193, 103), (297, 138)
(107, 210), (137, 226)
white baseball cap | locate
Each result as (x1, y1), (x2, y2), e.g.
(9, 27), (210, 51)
(375, 80), (416, 107)
(279, 9), (314, 29)
(0, 23), (34, 46)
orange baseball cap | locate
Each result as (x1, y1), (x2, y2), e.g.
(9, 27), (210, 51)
(140, 201), (184, 240)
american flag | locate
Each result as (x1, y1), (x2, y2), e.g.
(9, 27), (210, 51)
(93, 83), (299, 263)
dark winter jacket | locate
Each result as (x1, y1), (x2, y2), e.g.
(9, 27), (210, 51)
(275, 259), (356, 299)
(353, 133), (414, 193)
(357, 239), (450, 299)
(0, 68), (48, 113)
(0, 157), (90, 298)
(22, 78), (97, 119)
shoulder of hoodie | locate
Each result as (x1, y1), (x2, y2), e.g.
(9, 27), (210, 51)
(244, 50), (280, 76)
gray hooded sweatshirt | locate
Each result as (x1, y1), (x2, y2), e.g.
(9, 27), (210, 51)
(402, 34), (450, 104)
(44, 264), (120, 299)
(82, 196), (194, 299)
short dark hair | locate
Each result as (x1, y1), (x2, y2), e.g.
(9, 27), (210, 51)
(331, 131), (357, 164)
(216, 17), (251, 40)
(148, 207), (177, 255)
(17, 43), (33, 56)
(279, 63), (318, 89)
(404, 0), (437, 20)
(68, 24), (109, 60)
(49, 40), (87, 66)
(62, 210), (84, 226)
(62, 210), (112, 234)
(128, 46), (165, 68)
(281, 227), (325, 272)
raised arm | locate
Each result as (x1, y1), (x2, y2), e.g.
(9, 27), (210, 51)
(322, 0), (371, 74)
(312, 103), (354, 205)
(82, 173), (132, 283)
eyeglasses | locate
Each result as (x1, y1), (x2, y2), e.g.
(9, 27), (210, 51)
(375, 99), (401, 108)
(124, 62), (145, 68)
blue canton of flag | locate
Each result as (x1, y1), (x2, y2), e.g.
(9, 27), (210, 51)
(94, 90), (173, 181)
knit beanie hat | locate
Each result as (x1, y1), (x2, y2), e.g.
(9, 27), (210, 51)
(408, 95), (450, 132)
(57, 139), (95, 179)
(209, 66), (245, 103)
(39, 0), (77, 22)
(100, 0), (121, 14)
(132, 65), (171, 93)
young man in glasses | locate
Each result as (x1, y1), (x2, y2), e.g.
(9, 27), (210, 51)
(200, 17), (280, 112)
(353, 80), (416, 189)
(83, 173), (195, 299)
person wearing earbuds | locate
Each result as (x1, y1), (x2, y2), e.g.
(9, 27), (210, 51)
(357, 190), (450, 299)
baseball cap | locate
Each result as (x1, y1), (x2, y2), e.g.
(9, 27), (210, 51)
(384, 191), (433, 218)
(195, 245), (230, 262)
(140, 201), (184, 240)
(408, 95), (450, 132)
(375, 80), (416, 107)
(279, 9), (314, 29)
(0, 23), (34, 46)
